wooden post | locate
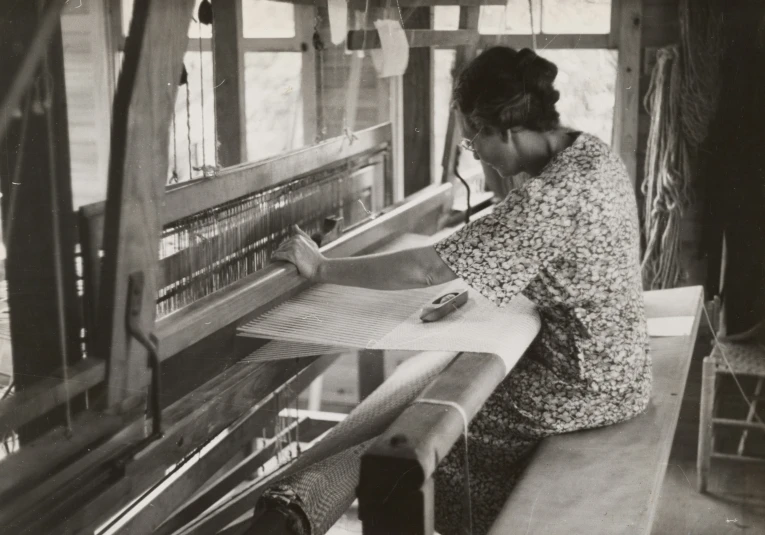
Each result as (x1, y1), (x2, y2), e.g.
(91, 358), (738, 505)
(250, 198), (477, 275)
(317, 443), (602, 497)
(440, 6), (480, 185)
(402, 7), (433, 196)
(96, 0), (197, 408)
(358, 349), (386, 401)
(359, 352), (507, 534)
(611, 0), (642, 187)
(296, 4), (318, 145)
(697, 355), (716, 492)
(0, 2), (83, 442)
(212, 0), (247, 166)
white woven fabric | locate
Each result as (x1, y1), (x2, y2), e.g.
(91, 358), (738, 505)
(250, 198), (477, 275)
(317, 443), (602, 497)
(239, 280), (541, 375)
(369, 281), (540, 374)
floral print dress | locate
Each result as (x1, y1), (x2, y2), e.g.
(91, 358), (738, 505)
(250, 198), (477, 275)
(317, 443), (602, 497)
(432, 132), (651, 535)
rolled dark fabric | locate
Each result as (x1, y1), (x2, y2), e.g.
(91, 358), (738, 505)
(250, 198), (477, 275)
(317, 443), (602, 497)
(250, 351), (458, 534)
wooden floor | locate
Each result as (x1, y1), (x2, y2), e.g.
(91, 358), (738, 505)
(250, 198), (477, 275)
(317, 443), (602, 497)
(319, 324), (765, 535)
(651, 327), (765, 535)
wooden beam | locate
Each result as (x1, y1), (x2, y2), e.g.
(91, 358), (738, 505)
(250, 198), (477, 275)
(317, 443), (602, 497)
(0, 0), (68, 143)
(81, 122), (391, 231)
(358, 350), (386, 401)
(153, 413), (337, 535)
(403, 7), (434, 196)
(0, 413), (145, 533)
(212, 0), (247, 166)
(272, 0), (506, 6)
(79, 205), (103, 356)
(609, 0), (623, 48)
(296, 4), (318, 145)
(346, 30), (613, 51)
(0, 358), (105, 436)
(161, 122), (391, 222)
(0, 407), (139, 503)
(156, 182), (452, 360)
(611, 0), (642, 187)
(18, 355), (336, 535)
(118, 35), (305, 53)
(358, 351), (508, 534)
(0, 355), (330, 533)
(0, 1), (84, 442)
(441, 6), (480, 184)
(98, 357), (338, 535)
(95, 0), (203, 407)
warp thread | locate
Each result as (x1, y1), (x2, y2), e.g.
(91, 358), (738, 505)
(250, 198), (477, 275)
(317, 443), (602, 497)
(415, 398), (473, 535)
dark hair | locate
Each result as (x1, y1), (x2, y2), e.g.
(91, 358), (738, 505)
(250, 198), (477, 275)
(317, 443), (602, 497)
(452, 47), (561, 136)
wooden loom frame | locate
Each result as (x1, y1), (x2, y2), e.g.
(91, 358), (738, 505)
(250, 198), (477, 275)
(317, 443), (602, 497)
(0, 0), (646, 533)
(0, 3), (452, 533)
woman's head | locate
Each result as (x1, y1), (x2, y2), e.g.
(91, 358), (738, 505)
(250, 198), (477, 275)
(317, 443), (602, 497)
(453, 47), (563, 178)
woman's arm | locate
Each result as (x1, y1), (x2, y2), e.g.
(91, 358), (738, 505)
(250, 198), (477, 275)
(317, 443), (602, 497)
(272, 226), (457, 291)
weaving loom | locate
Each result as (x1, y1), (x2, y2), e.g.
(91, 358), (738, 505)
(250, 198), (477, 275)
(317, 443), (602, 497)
(1, 1), (692, 534)
(0, 115), (454, 533)
(202, 281), (540, 535)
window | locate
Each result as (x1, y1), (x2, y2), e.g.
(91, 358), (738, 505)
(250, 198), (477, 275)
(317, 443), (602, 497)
(432, 3), (617, 193)
(169, 51), (218, 183)
(121, 0), (213, 38)
(242, 0), (296, 38)
(478, 0), (611, 35)
(538, 49), (617, 145)
(243, 52), (304, 161)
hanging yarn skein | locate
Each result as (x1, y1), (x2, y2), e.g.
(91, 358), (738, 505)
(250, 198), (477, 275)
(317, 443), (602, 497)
(641, 46), (689, 290)
(640, 1), (723, 289)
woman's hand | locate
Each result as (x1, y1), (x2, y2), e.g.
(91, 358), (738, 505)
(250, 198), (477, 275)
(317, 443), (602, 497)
(272, 225), (326, 281)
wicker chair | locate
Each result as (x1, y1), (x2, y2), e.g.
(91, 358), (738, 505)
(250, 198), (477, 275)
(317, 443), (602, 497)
(697, 315), (765, 492)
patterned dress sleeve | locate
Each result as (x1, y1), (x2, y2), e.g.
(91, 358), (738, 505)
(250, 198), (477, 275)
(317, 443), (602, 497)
(434, 173), (585, 306)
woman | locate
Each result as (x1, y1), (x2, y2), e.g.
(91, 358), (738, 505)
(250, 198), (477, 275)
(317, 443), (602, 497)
(273, 46), (650, 534)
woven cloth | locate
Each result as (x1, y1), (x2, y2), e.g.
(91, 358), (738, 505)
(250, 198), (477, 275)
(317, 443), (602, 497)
(251, 351), (457, 534)
(258, 440), (375, 535)
(239, 281), (541, 375)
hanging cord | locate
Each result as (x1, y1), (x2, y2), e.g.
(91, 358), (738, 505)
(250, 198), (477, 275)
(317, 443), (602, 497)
(197, 24), (208, 176)
(40, 55), (73, 435)
(528, 0), (537, 50)
(453, 146), (471, 225)
(414, 398), (473, 535)
(170, 108), (179, 184)
(3, 92), (31, 252)
(294, 361), (301, 457)
(211, 38), (220, 166)
(185, 67), (193, 180)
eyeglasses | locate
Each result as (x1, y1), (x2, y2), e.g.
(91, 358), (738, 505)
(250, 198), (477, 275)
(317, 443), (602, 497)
(459, 127), (482, 153)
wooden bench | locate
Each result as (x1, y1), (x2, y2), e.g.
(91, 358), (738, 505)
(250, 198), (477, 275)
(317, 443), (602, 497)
(357, 285), (703, 535)
(487, 285), (704, 535)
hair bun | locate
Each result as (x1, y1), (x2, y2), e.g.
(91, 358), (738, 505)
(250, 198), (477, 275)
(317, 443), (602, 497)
(516, 48), (558, 94)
